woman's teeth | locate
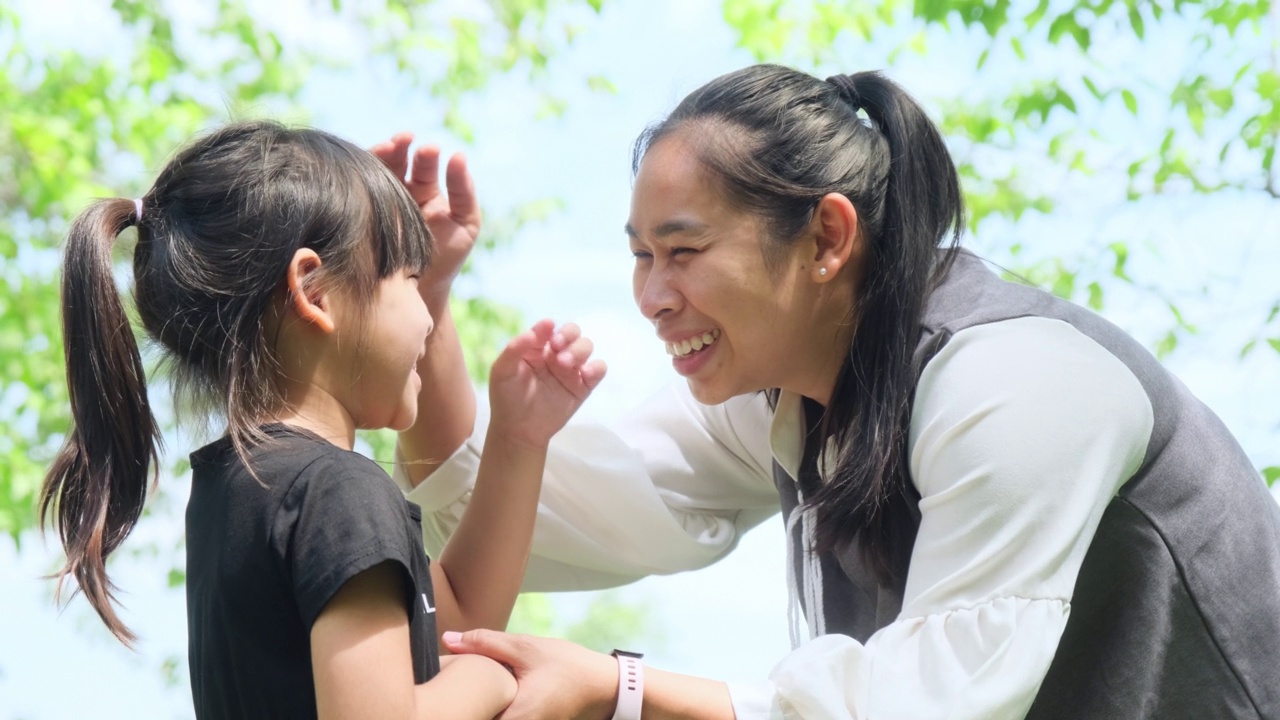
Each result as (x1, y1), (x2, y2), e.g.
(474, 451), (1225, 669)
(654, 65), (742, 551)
(666, 330), (720, 358)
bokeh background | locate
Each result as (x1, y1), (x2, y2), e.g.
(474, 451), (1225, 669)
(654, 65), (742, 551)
(2, 0), (1278, 717)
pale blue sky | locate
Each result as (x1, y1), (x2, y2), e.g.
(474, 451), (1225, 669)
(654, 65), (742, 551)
(3, 1), (1278, 718)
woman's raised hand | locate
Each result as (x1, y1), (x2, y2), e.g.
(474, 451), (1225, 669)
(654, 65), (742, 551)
(370, 132), (479, 299)
(488, 320), (607, 449)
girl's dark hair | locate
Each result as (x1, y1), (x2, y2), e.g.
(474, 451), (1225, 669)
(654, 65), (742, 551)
(40, 120), (432, 645)
(633, 64), (963, 586)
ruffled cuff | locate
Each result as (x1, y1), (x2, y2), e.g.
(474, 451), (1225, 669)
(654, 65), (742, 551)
(727, 679), (786, 720)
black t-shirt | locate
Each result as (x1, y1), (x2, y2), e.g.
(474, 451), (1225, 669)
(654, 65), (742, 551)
(186, 424), (440, 719)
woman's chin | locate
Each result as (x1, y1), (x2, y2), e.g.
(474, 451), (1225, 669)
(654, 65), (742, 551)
(685, 379), (734, 406)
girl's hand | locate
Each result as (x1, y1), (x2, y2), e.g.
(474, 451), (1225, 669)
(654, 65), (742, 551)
(370, 133), (479, 300)
(488, 320), (606, 449)
(442, 630), (618, 720)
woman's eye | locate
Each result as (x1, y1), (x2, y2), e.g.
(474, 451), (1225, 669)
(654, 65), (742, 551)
(670, 247), (696, 257)
(632, 250), (653, 260)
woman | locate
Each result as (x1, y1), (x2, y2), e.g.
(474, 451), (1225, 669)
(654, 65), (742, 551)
(394, 65), (1280, 718)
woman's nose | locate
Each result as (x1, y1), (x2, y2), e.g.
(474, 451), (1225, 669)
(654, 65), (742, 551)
(637, 268), (679, 321)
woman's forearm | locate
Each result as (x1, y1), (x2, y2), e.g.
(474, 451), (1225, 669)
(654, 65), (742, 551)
(442, 630), (739, 720)
(399, 295), (475, 488)
(641, 668), (736, 720)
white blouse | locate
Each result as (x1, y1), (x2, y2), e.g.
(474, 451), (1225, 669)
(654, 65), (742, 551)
(395, 316), (1155, 719)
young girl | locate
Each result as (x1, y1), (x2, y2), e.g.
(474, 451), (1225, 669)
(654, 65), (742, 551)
(39, 120), (606, 719)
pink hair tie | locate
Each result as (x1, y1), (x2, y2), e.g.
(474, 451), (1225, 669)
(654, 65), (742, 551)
(133, 198), (144, 222)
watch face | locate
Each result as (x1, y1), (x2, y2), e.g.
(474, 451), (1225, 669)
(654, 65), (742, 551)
(612, 649), (644, 659)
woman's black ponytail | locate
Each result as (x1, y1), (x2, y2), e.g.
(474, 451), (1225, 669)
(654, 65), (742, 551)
(811, 72), (964, 584)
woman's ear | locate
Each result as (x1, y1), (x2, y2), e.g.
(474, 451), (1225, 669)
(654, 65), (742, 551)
(285, 248), (335, 333)
(809, 193), (861, 283)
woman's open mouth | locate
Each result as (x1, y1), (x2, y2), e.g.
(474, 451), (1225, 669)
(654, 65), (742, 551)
(666, 329), (721, 358)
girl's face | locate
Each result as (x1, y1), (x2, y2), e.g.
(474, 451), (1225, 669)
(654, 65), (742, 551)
(627, 135), (842, 405)
(334, 268), (434, 432)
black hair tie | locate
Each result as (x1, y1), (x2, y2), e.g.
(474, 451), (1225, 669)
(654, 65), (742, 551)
(826, 74), (863, 112)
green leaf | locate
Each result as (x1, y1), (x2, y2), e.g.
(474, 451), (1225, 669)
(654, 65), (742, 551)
(1010, 35), (1025, 60)
(1082, 76), (1103, 101)
(1168, 302), (1197, 333)
(1025, 0), (1050, 27)
(586, 74), (617, 94)
(1267, 338), (1280, 355)
(1240, 339), (1257, 359)
(1087, 281), (1104, 311)
(1263, 466), (1280, 488)
(1127, 6), (1144, 39)
(1110, 242), (1131, 282)
(1051, 267), (1075, 299)
(1122, 88), (1137, 114)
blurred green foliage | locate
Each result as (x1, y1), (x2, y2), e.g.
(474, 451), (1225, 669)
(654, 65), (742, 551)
(0, 0), (607, 543)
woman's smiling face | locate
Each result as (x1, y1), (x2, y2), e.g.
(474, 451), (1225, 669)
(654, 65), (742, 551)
(627, 134), (832, 405)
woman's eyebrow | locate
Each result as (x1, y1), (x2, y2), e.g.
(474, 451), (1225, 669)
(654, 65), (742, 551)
(624, 218), (709, 238)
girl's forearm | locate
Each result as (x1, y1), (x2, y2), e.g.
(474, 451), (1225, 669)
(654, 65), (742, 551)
(434, 434), (547, 632)
(399, 296), (475, 488)
(412, 654), (514, 720)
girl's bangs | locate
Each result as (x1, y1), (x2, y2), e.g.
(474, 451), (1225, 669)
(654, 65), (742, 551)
(364, 158), (433, 278)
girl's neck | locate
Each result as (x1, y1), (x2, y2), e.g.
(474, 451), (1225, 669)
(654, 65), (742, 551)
(268, 385), (357, 450)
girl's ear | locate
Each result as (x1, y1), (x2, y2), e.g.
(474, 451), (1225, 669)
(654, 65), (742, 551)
(809, 192), (862, 283)
(285, 248), (335, 333)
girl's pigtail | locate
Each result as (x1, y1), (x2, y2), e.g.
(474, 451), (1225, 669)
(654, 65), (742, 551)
(40, 197), (162, 647)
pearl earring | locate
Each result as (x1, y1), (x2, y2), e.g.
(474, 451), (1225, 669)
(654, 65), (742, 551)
(818, 267), (828, 277)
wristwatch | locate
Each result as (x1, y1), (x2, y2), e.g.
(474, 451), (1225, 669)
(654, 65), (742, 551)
(610, 649), (644, 720)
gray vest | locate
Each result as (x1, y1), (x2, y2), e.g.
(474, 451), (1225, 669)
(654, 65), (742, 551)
(774, 250), (1280, 718)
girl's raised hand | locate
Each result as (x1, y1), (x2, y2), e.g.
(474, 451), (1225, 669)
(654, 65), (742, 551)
(370, 132), (479, 298)
(487, 320), (606, 449)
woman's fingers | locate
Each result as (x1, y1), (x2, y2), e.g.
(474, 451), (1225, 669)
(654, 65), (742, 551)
(443, 152), (481, 232)
(405, 143), (442, 206)
(370, 132), (413, 179)
(442, 629), (528, 670)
